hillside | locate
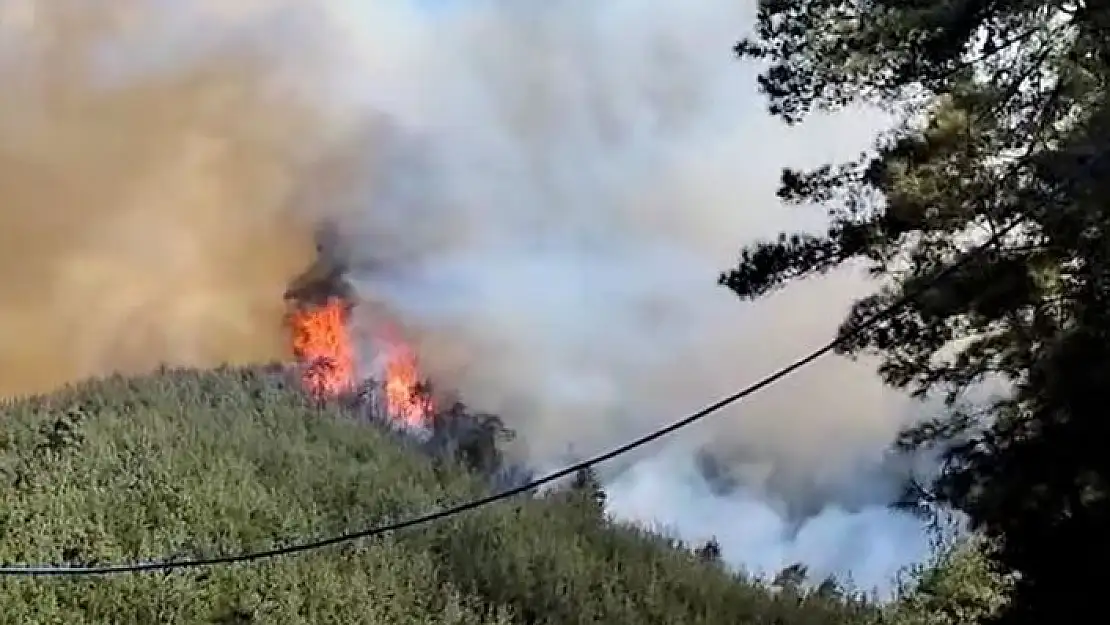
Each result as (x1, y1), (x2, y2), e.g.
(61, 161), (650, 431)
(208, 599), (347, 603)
(0, 366), (888, 624)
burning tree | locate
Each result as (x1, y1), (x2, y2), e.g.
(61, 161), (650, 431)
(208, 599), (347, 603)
(282, 232), (433, 428)
(287, 296), (357, 399)
(279, 224), (531, 490)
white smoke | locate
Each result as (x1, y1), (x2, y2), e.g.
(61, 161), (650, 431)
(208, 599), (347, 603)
(304, 0), (930, 591)
(606, 447), (930, 590)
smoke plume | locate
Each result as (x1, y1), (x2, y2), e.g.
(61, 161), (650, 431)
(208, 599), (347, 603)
(310, 0), (930, 589)
(0, 0), (931, 591)
(0, 0), (337, 396)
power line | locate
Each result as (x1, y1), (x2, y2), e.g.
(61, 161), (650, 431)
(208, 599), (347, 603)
(0, 218), (1024, 577)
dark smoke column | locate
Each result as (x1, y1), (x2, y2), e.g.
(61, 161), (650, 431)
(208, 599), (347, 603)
(283, 221), (356, 307)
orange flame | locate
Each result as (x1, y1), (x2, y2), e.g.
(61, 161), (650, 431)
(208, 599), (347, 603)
(380, 336), (434, 428)
(287, 297), (356, 398)
(286, 295), (433, 427)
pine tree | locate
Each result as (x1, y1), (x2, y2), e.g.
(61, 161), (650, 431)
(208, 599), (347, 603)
(726, 3), (1110, 622)
(567, 466), (608, 522)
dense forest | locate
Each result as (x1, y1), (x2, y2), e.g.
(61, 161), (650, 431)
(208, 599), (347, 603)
(0, 367), (1004, 624)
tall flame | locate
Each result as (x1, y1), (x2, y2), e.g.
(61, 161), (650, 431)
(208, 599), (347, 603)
(286, 295), (433, 427)
(287, 297), (356, 398)
(380, 333), (434, 428)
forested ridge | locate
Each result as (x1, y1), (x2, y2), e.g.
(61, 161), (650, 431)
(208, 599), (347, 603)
(0, 367), (1004, 624)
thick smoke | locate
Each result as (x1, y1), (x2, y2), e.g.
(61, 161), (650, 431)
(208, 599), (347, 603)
(0, 0), (336, 397)
(306, 0), (930, 590)
(0, 0), (931, 591)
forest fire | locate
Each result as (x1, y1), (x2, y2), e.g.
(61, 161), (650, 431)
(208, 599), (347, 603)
(287, 296), (357, 398)
(377, 327), (435, 428)
(282, 222), (434, 426)
(284, 275), (433, 427)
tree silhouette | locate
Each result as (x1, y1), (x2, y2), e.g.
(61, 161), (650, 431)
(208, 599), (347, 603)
(568, 466), (608, 522)
(695, 537), (723, 565)
(728, 2), (1110, 622)
(774, 563), (809, 592)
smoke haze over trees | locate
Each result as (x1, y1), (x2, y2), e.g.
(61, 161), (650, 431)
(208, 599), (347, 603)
(726, 0), (1110, 621)
(0, 1), (1085, 619)
(0, 366), (1009, 623)
(0, 0), (943, 589)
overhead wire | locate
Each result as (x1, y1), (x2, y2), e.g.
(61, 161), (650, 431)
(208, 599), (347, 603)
(0, 7), (1081, 577)
(0, 213), (1027, 576)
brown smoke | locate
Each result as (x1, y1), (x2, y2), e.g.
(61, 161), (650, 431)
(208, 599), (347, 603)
(0, 1), (334, 397)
